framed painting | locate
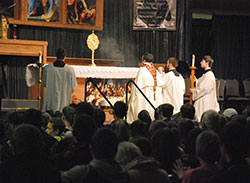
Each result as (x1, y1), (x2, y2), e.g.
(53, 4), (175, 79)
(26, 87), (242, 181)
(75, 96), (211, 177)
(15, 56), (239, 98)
(133, 0), (176, 31)
(8, 0), (103, 30)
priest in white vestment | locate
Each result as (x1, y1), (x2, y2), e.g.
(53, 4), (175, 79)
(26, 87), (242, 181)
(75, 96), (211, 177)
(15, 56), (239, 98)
(42, 48), (77, 112)
(127, 53), (164, 123)
(190, 56), (219, 121)
(162, 57), (185, 114)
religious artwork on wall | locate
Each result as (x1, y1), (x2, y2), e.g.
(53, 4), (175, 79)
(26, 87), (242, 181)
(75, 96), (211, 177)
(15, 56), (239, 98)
(28, 0), (59, 22)
(133, 0), (176, 31)
(67, 0), (96, 25)
(7, 0), (103, 30)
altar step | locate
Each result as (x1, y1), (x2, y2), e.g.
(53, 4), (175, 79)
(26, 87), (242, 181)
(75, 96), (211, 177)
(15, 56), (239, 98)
(1, 99), (39, 111)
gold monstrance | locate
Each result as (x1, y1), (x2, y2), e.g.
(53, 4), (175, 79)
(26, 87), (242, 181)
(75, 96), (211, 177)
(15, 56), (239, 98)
(87, 31), (99, 66)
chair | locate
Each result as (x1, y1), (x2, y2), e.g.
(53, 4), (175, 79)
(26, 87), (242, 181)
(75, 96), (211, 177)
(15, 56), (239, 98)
(216, 79), (225, 110)
(184, 77), (191, 103)
(242, 79), (250, 98)
(225, 79), (249, 113)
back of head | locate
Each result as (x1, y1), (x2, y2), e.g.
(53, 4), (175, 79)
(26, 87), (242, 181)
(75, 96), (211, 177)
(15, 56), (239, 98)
(93, 107), (106, 128)
(113, 101), (127, 119)
(230, 115), (247, 127)
(181, 103), (195, 119)
(7, 111), (24, 128)
(73, 114), (96, 142)
(179, 118), (195, 140)
(200, 110), (220, 132)
(23, 108), (43, 129)
(161, 103), (174, 119)
(115, 141), (142, 167)
(51, 118), (65, 135)
(56, 47), (66, 60)
(149, 120), (167, 137)
(130, 120), (149, 138)
(138, 109), (152, 125)
(130, 136), (152, 157)
(75, 102), (94, 118)
(220, 122), (250, 161)
(196, 131), (220, 164)
(62, 106), (76, 126)
(91, 127), (118, 159)
(111, 119), (129, 142)
(168, 57), (179, 68)
(203, 55), (214, 67)
(142, 52), (154, 62)
(11, 124), (43, 154)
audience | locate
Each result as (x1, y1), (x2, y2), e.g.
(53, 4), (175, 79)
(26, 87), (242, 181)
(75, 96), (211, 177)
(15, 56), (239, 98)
(61, 127), (129, 183)
(0, 95), (249, 183)
(0, 124), (61, 183)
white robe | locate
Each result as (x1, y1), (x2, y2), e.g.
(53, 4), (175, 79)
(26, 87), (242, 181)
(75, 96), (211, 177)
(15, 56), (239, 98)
(192, 70), (219, 121)
(42, 63), (77, 112)
(127, 63), (164, 123)
(162, 71), (185, 114)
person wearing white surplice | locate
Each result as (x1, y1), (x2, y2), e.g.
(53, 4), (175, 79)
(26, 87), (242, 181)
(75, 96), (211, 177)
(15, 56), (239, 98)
(42, 48), (77, 112)
(162, 57), (185, 114)
(127, 53), (164, 123)
(190, 56), (219, 121)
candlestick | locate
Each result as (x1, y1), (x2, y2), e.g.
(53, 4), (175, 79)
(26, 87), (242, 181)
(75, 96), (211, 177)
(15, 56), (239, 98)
(39, 51), (42, 64)
(192, 54), (195, 67)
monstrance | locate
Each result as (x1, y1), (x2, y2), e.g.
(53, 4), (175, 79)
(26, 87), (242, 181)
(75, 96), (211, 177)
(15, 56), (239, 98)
(87, 31), (99, 66)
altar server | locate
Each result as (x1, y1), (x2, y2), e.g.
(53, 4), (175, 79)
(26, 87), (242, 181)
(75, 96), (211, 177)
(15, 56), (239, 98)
(162, 57), (185, 114)
(190, 56), (219, 121)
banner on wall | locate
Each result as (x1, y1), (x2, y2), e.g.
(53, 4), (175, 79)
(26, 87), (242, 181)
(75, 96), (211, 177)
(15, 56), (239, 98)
(133, 0), (176, 31)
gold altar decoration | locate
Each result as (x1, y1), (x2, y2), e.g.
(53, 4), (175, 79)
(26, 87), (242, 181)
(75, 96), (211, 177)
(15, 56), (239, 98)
(0, 15), (9, 39)
(87, 31), (100, 66)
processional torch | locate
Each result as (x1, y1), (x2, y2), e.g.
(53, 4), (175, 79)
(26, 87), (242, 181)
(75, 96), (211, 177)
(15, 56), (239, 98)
(190, 54), (197, 104)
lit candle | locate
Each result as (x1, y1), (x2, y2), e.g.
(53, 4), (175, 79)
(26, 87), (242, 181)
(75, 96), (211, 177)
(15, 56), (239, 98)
(39, 51), (42, 64)
(192, 54), (195, 67)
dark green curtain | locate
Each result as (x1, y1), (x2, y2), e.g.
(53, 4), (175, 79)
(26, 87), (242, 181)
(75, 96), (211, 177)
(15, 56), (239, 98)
(6, 0), (190, 99)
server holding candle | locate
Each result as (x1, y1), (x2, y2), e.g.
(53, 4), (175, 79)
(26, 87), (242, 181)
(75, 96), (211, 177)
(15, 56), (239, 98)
(189, 55), (219, 121)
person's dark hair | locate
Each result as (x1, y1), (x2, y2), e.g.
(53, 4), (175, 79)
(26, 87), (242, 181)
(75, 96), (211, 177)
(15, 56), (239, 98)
(91, 127), (118, 159)
(152, 128), (180, 174)
(167, 57), (179, 68)
(111, 119), (129, 142)
(93, 107), (106, 128)
(75, 102), (94, 118)
(73, 114), (96, 142)
(179, 118), (195, 145)
(11, 124), (43, 154)
(23, 108), (43, 129)
(181, 103), (195, 119)
(7, 111), (24, 127)
(41, 112), (52, 130)
(130, 120), (149, 138)
(130, 136), (152, 157)
(142, 52), (154, 62)
(113, 101), (127, 119)
(196, 131), (221, 164)
(161, 103), (174, 119)
(220, 122), (250, 161)
(242, 105), (250, 118)
(230, 115), (247, 127)
(185, 128), (203, 154)
(56, 48), (67, 59)
(138, 109), (152, 125)
(62, 106), (76, 126)
(203, 55), (214, 67)
(50, 118), (65, 136)
(149, 120), (167, 136)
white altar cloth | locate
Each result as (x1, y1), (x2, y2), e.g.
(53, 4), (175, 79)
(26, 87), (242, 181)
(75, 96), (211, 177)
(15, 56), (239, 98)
(26, 64), (139, 87)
